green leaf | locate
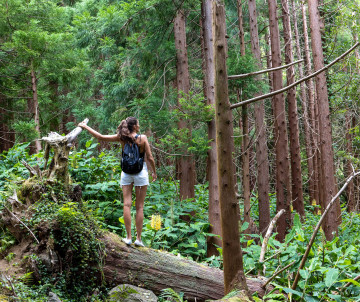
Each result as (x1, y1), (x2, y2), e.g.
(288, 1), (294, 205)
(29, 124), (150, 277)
(282, 287), (303, 297)
(339, 279), (360, 287)
(304, 295), (320, 302)
(240, 222), (249, 232)
(119, 216), (125, 224)
(325, 268), (339, 287)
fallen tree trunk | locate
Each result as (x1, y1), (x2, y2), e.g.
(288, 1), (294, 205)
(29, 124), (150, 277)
(102, 232), (269, 301)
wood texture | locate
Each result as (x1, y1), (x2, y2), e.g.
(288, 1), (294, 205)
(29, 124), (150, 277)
(201, 0), (222, 257)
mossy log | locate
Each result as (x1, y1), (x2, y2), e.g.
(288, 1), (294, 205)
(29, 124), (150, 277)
(102, 232), (268, 302)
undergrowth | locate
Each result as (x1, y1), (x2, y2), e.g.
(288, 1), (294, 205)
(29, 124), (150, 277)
(1, 143), (360, 301)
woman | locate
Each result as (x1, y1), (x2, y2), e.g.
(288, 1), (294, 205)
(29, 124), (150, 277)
(78, 117), (157, 247)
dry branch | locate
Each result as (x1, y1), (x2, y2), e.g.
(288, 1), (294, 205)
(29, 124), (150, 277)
(66, 118), (89, 147)
(3, 205), (39, 244)
(291, 171), (360, 290)
(230, 42), (360, 109)
(21, 160), (38, 177)
(228, 59), (303, 80)
(262, 260), (296, 288)
(259, 209), (285, 263)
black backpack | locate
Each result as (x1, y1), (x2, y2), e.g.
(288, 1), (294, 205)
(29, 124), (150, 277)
(121, 135), (144, 174)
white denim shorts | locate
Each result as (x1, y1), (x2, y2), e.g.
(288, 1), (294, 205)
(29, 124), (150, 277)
(120, 162), (149, 187)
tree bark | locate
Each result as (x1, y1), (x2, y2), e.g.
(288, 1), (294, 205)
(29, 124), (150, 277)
(308, 0), (341, 240)
(247, 0), (270, 235)
(30, 63), (42, 153)
(0, 95), (14, 152)
(241, 102), (251, 225)
(237, 0), (246, 56)
(201, 0), (222, 257)
(212, 0), (249, 296)
(236, 0), (251, 229)
(174, 10), (196, 204)
(268, 0), (292, 241)
(103, 233), (267, 302)
(302, 3), (319, 205)
(345, 110), (355, 212)
(292, 0), (315, 206)
(281, 0), (304, 217)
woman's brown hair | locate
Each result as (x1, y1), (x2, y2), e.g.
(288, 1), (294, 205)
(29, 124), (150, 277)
(117, 117), (138, 143)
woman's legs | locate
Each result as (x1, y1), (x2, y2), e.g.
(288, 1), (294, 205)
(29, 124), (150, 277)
(122, 184), (133, 239)
(135, 185), (148, 241)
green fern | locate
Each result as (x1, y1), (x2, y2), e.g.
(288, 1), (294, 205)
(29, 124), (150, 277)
(159, 288), (187, 302)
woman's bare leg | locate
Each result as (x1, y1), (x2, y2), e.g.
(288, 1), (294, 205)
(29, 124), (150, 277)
(135, 185), (148, 241)
(122, 184), (133, 239)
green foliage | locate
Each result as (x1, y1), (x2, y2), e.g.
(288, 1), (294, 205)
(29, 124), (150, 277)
(26, 185), (106, 300)
(109, 285), (139, 301)
(0, 230), (16, 254)
(158, 288), (187, 302)
(243, 211), (360, 301)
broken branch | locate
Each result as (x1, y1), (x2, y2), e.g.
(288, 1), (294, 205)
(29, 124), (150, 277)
(228, 59), (303, 80)
(230, 42), (360, 109)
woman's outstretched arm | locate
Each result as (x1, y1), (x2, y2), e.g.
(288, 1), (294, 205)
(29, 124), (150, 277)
(78, 122), (119, 142)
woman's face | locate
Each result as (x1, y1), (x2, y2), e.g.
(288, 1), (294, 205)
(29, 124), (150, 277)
(135, 121), (140, 132)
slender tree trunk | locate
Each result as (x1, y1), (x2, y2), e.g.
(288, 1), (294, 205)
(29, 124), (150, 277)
(292, 0), (315, 205)
(353, 116), (360, 212)
(0, 95), (14, 152)
(308, 0), (341, 240)
(248, 0), (270, 235)
(237, 0), (246, 56)
(302, 4), (319, 205)
(241, 102), (251, 225)
(30, 63), (42, 153)
(237, 0), (251, 229)
(281, 0), (304, 217)
(213, 0), (249, 295)
(201, 0), (222, 257)
(268, 0), (292, 241)
(345, 110), (355, 212)
(174, 10), (196, 203)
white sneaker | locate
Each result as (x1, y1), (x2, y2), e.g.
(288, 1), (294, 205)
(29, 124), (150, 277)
(134, 239), (145, 247)
(122, 238), (132, 245)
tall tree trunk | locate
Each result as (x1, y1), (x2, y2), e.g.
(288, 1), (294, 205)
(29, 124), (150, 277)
(213, 0), (249, 296)
(292, 0), (315, 205)
(201, 0), (222, 257)
(29, 63), (42, 153)
(174, 10), (196, 203)
(237, 0), (251, 229)
(345, 109), (355, 212)
(237, 0), (246, 57)
(268, 0), (292, 241)
(247, 0), (270, 235)
(352, 115), (360, 212)
(307, 0), (341, 240)
(280, 0), (304, 217)
(241, 100), (251, 225)
(302, 4), (319, 205)
(0, 94), (13, 152)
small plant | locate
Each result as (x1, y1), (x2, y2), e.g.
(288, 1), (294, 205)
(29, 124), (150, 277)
(159, 288), (187, 302)
(5, 252), (15, 263)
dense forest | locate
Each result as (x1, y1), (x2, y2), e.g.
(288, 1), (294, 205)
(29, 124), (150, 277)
(1, 0), (360, 301)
